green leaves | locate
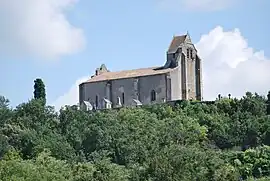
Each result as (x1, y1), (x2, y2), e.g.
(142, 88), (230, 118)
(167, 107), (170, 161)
(33, 78), (46, 104)
(267, 91), (270, 115)
(0, 150), (130, 181)
(0, 91), (270, 180)
(228, 146), (270, 179)
(0, 95), (9, 109)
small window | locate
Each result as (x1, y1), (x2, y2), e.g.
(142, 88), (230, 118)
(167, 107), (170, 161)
(190, 49), (193, 59)
(151, 90), (156, 101)
(187, 49), (189, 58)
(95, 95), (99, 107)
(122, 92), (125, 105)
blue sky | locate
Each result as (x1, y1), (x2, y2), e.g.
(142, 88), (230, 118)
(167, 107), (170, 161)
(0, 0), (269, 109)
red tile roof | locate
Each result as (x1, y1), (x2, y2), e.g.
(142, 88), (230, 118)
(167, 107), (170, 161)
(83, 67), (174, 83)
(82, 35), (187, 84)
(168, 35), (187, 53)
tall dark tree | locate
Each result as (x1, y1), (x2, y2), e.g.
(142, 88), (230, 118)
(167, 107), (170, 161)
(267, 91), (270, 115)
(218, 94), (221, 100)
(0, 95), (9, 109)
(33, 78), (46, 104)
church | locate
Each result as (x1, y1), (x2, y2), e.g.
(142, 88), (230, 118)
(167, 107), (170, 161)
(79, 33), (202, 110)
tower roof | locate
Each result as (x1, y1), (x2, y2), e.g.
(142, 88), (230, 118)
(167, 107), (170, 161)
(168, 35), (187, 53)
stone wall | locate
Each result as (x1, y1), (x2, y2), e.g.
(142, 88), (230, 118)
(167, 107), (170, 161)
(185, 43), (197, 100)
(138, 74), (167, 104)
(169, 67), (181, 100)
(81, 81), (107, 109)
(164, 38), (202, 101)
(80, 34), (203, 107)
(80, 73), (169, 109)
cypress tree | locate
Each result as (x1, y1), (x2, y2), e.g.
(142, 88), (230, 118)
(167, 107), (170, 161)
(33, 78), (46, 104)
(267, 91), (270, 115)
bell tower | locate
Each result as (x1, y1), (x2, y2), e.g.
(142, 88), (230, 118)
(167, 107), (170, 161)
(164, 33), (202, 101)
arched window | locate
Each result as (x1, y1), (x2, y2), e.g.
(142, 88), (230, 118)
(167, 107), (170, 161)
(122, 92), (125, 105)
(151, 90), (156, 101)
(95, 95), (99, 108)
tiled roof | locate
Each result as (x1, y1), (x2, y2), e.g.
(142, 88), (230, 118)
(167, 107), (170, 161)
(83, 67), (174, 83)
(168, 35), (187, 53)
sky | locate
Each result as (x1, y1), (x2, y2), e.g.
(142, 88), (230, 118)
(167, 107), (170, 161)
(0, 0), (269, 110)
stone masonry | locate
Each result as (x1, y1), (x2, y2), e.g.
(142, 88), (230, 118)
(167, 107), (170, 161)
(79, 33), (202, 110)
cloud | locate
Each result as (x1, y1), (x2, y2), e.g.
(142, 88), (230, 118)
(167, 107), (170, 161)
(52, 26), (270, 108)
(158, 0), (236, 12)
(197, 26), (270, 100)
(52, 76), (89, 111)
(0, 0), (85, 59)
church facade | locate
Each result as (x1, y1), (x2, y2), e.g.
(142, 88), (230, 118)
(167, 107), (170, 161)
(79, 34), (202, 110)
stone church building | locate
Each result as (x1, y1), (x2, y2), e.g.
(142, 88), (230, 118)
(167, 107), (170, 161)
(79, 34), (202, 110)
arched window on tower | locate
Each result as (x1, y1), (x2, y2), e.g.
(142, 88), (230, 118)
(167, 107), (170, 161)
(151, 90), (156, 102)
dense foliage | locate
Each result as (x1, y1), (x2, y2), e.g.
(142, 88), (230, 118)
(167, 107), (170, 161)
(0, 91), (270, 181)
(33, 78), (46, 104)
(267, 91), (270, 115)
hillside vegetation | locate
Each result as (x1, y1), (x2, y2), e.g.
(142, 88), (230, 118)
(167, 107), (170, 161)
(0, 91), (270, 181)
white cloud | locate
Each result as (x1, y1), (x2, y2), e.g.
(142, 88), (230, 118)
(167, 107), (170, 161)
(52, 26), (270, 108)
(0, 0), (85, 59)
(52, 76), (89, 111)
(198, 26), (270, 100)
(158, 0), (236, 12)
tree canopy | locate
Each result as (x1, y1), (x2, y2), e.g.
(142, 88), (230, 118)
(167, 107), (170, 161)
(33, 78), (46, 104)
(267, 91), (270, 115)
(0, 91), (269, 180)
(0, 95), (9, 109)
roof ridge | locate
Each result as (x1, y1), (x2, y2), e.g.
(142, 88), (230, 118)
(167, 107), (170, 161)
(84, 66), (174, 83)
(105, 66), (160, 74)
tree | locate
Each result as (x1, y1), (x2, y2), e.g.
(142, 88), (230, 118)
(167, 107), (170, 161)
(267, 91), (270, 115)
(1, 90), (270, 180)
(0, 95), (9, 109)
(0, 95), (11, 127)
(33, 78), (46, 104)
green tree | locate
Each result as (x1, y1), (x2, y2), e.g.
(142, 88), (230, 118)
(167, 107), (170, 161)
(1, 90), (270, 180)
(267, 91), (270, 115)
(0, 150), (73, 181)
(33, 78), (46, 104)
(0, 95), (9, 109)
